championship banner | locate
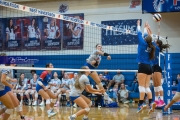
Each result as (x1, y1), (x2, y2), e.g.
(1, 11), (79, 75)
(21, 17), (41, 51)
(142, 0), (180, 13)
(162, 53), (172, 114)
(62, 13), (84, 50)
(41, 17), (61, 50)
(101, 19), (139, 45)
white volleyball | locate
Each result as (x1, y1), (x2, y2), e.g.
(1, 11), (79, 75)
(153, 13), (162, 22)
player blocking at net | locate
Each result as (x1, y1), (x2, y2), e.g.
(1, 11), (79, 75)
(145, 24), (170, 107)
(36, 63), (62, 118)
(68, 66), (103, 120)
(84, 44), (113, 102)
(136, 20), (156, 114)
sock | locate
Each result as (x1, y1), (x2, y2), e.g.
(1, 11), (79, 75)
(84, 115), (88, 119)
(47, 110), (51, 114)
(149, 99), (152, 105)
(72, 114), (77, 118)
(139, 100), (144, 105)
(155, 96), (159, 101)
(160, 96), (163, 100)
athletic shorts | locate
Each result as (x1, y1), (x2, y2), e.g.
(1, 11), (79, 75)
(0, 89), (8, 97)
(152, 64), (162, 73)
(70, 96), (80, 102)
(5, 86), (11, 92)
(84, 62), (95, 69)
(138, 63), (152, 75)
(36, 84), (43, 93)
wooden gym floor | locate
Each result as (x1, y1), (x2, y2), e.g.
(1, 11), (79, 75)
(0, 104), (180, 120)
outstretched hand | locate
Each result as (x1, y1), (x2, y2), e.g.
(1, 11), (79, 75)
(107, 56), (111, 60)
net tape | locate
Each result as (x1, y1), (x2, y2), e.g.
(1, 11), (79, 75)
(0, 0), (167, 39)
(0, 66), (138, 72)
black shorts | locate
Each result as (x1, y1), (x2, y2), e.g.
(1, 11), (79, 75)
(152, 64), (162, 73)
(138, 63), (152, 75)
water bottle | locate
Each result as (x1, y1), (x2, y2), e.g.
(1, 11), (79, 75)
(156, 112), (162, 120)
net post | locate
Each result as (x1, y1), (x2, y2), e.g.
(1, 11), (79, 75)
(162, 37), (172, 114)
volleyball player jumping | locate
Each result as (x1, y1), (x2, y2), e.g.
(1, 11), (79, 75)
(84, 44), (112, 101)
(68, 66), (103, 120)
(145, 23), (170, 107)
(136, 20), (156, 114)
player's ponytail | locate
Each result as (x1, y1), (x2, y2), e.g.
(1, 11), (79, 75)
(156, 39), (170, 52)
(74, 66), (87, 90)
(145, 35), (155, 60)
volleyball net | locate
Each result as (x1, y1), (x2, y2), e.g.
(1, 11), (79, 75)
(0, 0), (169, 77)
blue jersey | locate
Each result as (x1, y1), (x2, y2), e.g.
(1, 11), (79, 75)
(136, 26), (151, 64)
(151, 42), (160, 65)
(39, 71), (52, 86)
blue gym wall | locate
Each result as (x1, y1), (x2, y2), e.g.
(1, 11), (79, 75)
(34, 53), (180, 85)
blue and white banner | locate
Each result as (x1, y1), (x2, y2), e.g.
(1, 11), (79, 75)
(142, 0), (180, 13)
(162, 53), (172, 114)
(101, 19), (139, 45)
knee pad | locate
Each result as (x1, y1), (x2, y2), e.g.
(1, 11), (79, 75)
(145, 87), (151, 93)
(84, 107), (90, 112)
(15, 105), (22, 112)
(20, 93), (24, 96)
(46, 99), (51, 104)
(5, 109), (13, 114)
(154, 87), (159, 92)
(158, 86), (163, 91)
(138, 86), (145, 93)
(88, 101), (92, 107)
(51, 99), (56, 103)
(35, 92), (38, 98)
(58, 94), (61, 98)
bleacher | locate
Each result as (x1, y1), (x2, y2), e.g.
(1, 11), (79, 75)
(15, 53), (180, 101)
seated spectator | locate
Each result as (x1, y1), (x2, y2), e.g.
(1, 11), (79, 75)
(61, 72), (71, 107)
(176, 74), (180, 85)
(50, 72), (61, 107)
(133, 72), (138, 83)
(107, 69), (125, 89)
(109, 84), (119, 103)
(118, 84), (129, 104)
(14, 73), (28, 105)
(25, 73), (38, 105)
(99, 73), (108, 87)
(30, 70), (36, 79)
(59, 70), (65, 80)
(103, 70), (112, 84)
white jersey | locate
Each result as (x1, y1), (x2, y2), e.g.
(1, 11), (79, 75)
(62, 78), (70, 90)
(0, 68), (11, 91)
(86, 50), (101, 66)
(72, 24), (82, 38)
(70, 74), (90, 96)
(16, 78), (28, 90)
(30, 79), (37, 89)
(50, 78), (61, 91)
(6, 27), (15, 40)
(27, 25), (37, 38)
(47, 24), (59, 39)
